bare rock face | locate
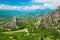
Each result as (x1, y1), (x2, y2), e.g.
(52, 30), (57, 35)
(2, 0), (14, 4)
(43, 6), (60, 28)
(8, 17), (16, 27)
(7, 16), (18, 29)
(36, 17), (41, 28)
(43, 13), (52, 28)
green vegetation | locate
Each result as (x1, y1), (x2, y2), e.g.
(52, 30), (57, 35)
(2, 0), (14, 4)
(0, 5), (60, 40)
(0, 18), (60, 40)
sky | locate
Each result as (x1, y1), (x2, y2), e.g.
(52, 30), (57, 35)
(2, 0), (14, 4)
(0, 0), (60, 10)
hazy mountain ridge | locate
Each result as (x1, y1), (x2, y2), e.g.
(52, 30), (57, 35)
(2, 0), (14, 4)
(0, 8), (54, 18)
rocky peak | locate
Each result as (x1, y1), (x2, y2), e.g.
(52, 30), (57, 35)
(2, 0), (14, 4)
(43, 6), (60, 28)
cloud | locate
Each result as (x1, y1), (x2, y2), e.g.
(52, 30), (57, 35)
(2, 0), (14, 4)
(0, 4), (41, 10)
(43, 3), (60, 9)
(43, 3), (55, 9)
(23, 5), (40, 10)
(31, 0), (60, 9)
(0, 3), (59, 10)
(0, 4), (22, 10)
(44, 3), (49, 7)
(32, 0), (60, 3)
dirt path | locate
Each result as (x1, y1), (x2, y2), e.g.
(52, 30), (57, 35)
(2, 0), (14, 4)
(3, 28), (28, 34)
(57, 30), (60, 33)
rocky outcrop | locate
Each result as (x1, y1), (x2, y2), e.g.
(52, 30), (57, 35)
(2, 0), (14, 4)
(43, 6), (60, 28)
(0, 16), (19, 29)
(7, 16), (18, 29)
(36, 17), (41, 28)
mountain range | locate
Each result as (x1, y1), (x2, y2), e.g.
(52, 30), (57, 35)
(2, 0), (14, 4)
(0, 8), (54, 18)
